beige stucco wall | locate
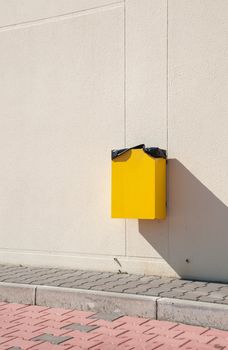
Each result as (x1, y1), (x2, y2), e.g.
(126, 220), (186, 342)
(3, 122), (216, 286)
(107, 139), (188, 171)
(0, 0), (227, 282)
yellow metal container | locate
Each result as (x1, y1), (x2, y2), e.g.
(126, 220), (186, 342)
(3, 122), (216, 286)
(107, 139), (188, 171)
(111, 148), (166, 219)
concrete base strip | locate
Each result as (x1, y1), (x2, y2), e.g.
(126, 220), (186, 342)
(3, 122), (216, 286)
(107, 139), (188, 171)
(157, 297), (228, 330)
(0, 282), (227, 330)
(0, 282), (35, 305)
(36, 285), (157, 318)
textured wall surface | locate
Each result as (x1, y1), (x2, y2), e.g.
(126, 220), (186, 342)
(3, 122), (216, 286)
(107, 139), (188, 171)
(0, 0), (227, 282)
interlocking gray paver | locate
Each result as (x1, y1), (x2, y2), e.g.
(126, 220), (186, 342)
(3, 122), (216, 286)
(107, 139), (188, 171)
(31, 333), (73, 345)
(209, 292), (227, 299)
(54, 282), (78, 288)
(139, 288), (161, 296)
(0, 264), (228, 306)
(62, 323), (98, 332)
(105, 285), (126, 293)
(70, 283), (96, 290)
(122, 286), (150, 294)
(116, 281), (140, 290)
(142, 280), (164, 288)
(82, 276), (104, 283)
(172, 285), (198, 292)
(218, 286), (228, 294)
(159, 291), (186, 298)
(89, 285), (107, 291)
(158, 277), (176, 283)
(168, 280), (189, 287)
(199, 296), (226, 304)
(182, 292), (209, 301)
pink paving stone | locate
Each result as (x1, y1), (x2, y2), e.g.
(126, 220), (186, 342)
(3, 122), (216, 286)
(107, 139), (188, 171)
(112, 316), (150, 326)
(0, 321), (24, 330)
(0, 329), (20, 337)
(142, 335), (191, 348)
(31, 343), (73, 350)
(206, 337), (228, 348)
(66, 316), (105, 326)
(1, 303), (228, 350)
(116, 332), (157, 343)
(87, 319), (126, 329)
(143, 320), (179, 330)
(58, 329), (101, 340)
(90, 333), (131, 346)
(62, 310), (97, 318)
(3, 303), (29, 311)
(20, 317), (49, 327)
(205, 328), (228, 339)
(61, 316), (98, 326)
(38, 307), (71, 315)
(35, 314), (74, 322)
(62, 337), (103, 348)
(173, 324), (210, 335)
(15, 305), (51, 313)
(0, 315), (26, 324)
(8, 329), (47, 340)
(34, 326), (78, 337)
(174, 332), (217, 344)
(43, 319), (79, 329)
(0, 336), (16, 345)
(113, 323), (156, 333)
(0, 337), (43, 349)
(89, 326), (128, 337)
(143, 327), (184, 338)
(92, 344), (134, 350)
(5, 324), (47, 333)
(180, 342), (216, 350)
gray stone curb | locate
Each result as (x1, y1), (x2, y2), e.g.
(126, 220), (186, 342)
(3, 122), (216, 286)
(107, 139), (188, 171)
(0, 282), (227, 330)
(36, 285), (157, 318)
(157, 297), (228, 330)
(0, 282), (35, 305)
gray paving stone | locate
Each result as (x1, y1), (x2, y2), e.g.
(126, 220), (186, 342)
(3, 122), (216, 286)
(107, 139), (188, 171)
(172, 285), (197, 293)
(88, 285), (107, 291)
(159, 291), (186, 298)
(183, 292), (209, 301)
(32, 333), (72, 345)
(209, 291), (227, 299)
(218, 286), (228, 294)
(0, 263), (228, 307)
(104, 285), (125, 293)
(140, 288), (161, 296)
(143, 280), (164, 288)
(168, 280), (188, 287)
(195, 296), (216, 303)
(123, 286), (150, 294)
(62, 323), (98, 332)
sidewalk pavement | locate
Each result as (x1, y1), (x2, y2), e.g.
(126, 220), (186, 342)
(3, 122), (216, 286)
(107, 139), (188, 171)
(1, 302), (228, 350)
(0, 264), (227, 331)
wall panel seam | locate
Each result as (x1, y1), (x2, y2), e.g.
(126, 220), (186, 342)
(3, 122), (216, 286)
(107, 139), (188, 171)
(0, 1), (124, 31)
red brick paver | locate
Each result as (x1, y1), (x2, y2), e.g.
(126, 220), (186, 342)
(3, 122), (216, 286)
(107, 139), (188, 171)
(0, 302), (227, 349)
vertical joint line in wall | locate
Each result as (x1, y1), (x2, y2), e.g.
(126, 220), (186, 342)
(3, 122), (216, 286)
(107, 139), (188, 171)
(166, 0), (169, 153)
(124, 0), (127, 257)
(166, 0), (170, 263)
(124, 0), (126, 148)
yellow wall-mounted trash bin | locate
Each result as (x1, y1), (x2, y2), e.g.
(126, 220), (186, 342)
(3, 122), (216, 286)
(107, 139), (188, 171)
(111, 144), (166, 219)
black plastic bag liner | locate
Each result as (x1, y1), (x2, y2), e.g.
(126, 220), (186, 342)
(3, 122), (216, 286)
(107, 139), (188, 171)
(112, 144), (166, 160)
